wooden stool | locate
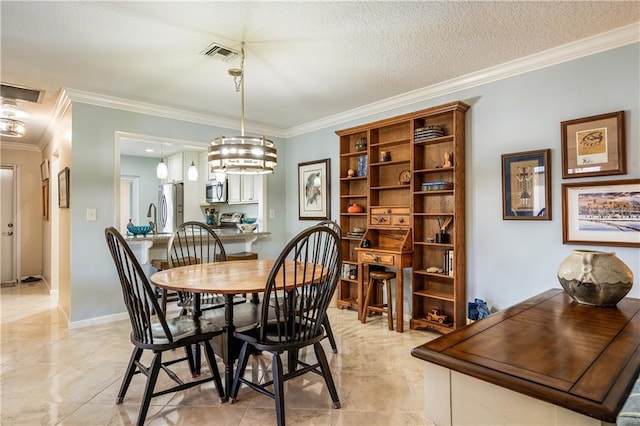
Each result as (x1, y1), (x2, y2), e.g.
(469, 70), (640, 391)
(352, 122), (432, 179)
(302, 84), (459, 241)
(362, 270), (396, 330)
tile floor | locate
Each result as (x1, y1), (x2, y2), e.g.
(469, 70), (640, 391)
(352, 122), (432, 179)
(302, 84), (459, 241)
(1, 281), (439, 425)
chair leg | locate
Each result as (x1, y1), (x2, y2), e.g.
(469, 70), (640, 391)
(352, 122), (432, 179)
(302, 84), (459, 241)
(313, 342), (341, 409)
(385, 279), (394, 331)
(161, 289), (168, 313)
(272, 353), (286, 426)
(361, 278), (375, 323)
(137, 352), (162, 426)
(230, 342), (251, 401)
(117, 347), (143, 403)
(323, 316), (338, 353)
(201, 340), (225, 400)
(185, 345), (196, 376)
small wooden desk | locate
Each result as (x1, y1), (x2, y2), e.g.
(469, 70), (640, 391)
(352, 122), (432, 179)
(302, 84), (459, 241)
(411, 289), (640, 423)
(150, 259), (321, 400)
(411, 289), (640, 424)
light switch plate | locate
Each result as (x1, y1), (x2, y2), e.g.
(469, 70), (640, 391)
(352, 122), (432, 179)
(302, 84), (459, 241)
(86, 208), (97, 221)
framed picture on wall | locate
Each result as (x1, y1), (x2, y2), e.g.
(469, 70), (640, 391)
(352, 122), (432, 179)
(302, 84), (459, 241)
(561, 111), (626, 179)
(40, 159), (50, 181)
(58, 167), (70, 208)
(501, 149), (551, 220)
(562, 178), (640, 247)
(42, 179), (49, 220)
(298, 159), (330, 220)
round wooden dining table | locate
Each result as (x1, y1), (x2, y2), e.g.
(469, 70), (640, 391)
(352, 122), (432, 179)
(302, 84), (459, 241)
(150, 258), (322, 400)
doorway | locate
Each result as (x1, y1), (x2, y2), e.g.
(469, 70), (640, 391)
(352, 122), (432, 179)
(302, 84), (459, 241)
(1, 165), (18, 284)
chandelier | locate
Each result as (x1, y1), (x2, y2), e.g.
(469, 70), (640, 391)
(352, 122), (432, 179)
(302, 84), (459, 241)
(0, 99), (27, 138)
(209, 44), (277, 175)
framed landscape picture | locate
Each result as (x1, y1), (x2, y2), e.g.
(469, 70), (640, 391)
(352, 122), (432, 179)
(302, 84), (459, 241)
(561, 111), (626, 179)
(298, 159), (330, 220)
(501, 149), (551, 220)
(562, 179), (640, 247)
(58, 167), (70, 208)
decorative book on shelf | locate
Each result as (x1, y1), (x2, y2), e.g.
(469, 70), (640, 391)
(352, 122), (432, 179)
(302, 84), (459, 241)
(421, 181), (453, 191)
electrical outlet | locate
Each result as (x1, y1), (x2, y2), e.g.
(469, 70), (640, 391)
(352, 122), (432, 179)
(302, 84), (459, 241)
(86, 208), (97, 221)
(269, 209), (275, 219)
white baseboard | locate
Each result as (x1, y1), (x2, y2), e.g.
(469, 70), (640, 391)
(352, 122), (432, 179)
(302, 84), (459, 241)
(68, 304), (182, 329)
(69, 311), (130, 329)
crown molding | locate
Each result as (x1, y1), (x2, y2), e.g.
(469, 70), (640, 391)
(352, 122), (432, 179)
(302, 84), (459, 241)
(286, 23), (640, 137)
(0, 140), (41, 151)
(62, 88), (286, 139)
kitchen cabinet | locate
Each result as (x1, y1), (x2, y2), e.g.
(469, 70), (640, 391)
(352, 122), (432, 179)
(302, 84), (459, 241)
(166, 152), (183, 183)
(227, 174), (262, 204)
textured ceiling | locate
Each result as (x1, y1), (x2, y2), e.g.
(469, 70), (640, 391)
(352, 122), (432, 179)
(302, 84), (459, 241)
(1, 1), (639, 149)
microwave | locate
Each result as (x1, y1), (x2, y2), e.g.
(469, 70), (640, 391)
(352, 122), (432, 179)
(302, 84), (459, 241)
(206, 178), (227, 203)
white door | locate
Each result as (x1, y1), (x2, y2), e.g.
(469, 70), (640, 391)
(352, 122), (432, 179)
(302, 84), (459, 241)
(1, 166), (17, 283)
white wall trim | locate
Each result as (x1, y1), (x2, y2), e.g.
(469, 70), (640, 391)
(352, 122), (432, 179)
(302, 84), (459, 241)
(62, 88), (286, 139)
(69, 311), (130, 329)
(68, 305), (182, 329)
(0, 141), (40, 152)
(286, 23), (640, 137)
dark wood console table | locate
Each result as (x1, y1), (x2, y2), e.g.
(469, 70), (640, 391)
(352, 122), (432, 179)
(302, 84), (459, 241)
(411, 289), (640, 424)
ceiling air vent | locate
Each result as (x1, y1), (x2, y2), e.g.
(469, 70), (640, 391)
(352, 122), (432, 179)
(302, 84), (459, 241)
(1, 83), (43, 103)
(200, 42), (239, 62)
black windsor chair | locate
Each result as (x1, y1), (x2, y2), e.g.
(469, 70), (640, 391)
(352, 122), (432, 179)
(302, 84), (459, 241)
(104, 227), (224, 426)
(229, 225), (342, 426)
(315, 220), (342, 353)
(166, 221), (245, 315)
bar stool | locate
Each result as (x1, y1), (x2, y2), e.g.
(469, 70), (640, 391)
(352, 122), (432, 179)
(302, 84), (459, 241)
(361, 269), (396, 330)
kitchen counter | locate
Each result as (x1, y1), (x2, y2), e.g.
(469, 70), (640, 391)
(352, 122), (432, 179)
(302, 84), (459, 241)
(125, 229), (271, 264)
(124, 230), (270, 243)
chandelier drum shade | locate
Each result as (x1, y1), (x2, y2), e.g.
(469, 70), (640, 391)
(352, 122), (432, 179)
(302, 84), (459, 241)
(209, 43), (277, 175)
(209, 135), (277, 175)
(0, 99), (27, 138)
(0, 117), (26, 138)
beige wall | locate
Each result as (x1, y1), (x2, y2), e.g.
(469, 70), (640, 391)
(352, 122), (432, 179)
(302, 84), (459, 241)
(0, 145), (43, 279)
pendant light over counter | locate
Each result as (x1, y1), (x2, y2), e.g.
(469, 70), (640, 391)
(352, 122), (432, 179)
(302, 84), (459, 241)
(187, 161), (198, 181)
(209, 43), (277, 175)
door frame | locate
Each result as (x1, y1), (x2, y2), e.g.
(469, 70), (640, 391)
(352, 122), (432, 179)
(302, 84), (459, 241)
(1, 164), (20, 283)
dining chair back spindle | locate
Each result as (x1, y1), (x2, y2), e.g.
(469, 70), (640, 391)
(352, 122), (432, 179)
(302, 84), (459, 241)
(167, 221), (241, 314)
(104, 227), (224, 426)
(229, 225), (342, 426)
(315, 220), (342, 353)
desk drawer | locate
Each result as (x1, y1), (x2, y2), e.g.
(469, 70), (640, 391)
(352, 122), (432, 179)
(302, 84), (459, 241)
(391, 215), (410, 226)
(359, 251), (396, 266)
(370, 207), (410, 227)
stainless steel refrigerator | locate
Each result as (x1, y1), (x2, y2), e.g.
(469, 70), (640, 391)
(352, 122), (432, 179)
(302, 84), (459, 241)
(158, 183), (184, 234)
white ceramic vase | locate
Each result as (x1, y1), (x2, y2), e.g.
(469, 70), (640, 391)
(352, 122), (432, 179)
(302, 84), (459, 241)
(557, 250), (633, 307)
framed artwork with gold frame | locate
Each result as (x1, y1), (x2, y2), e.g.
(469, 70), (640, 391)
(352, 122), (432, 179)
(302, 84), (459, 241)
(561, 111), (625, 179)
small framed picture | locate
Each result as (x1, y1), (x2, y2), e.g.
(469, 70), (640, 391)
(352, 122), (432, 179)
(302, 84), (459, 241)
(501, 149), (551, 220)
(562, 179), (640, 247)
(561, 111), (626, 179)
(58, 167), (70, 208)
(42, 179), (49, 220)
(40, 159), (50, 181)
(298, 159), (330, 220)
